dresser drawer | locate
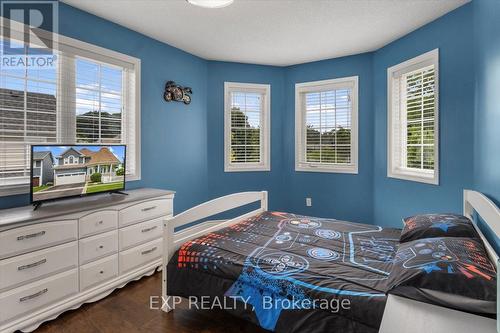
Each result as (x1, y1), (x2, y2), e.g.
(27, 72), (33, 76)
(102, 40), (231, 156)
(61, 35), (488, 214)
(79, 230), (118, 265)
(79, 255), (118, 291)
(0, 269), (78, 324)
(119, 217), (164, 251)
(0, 220), (78, 259)
(119, 199), (172, 227)
(0, 242), (77, 292)
(79, 210), (118, 238)
(119, 238), (163, 274)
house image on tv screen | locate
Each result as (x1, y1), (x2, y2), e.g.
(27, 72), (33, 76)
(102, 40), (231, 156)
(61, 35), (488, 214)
(32, 145), (125, 202)
(54, 147), (122, 185)
(32, 151), (55, 187)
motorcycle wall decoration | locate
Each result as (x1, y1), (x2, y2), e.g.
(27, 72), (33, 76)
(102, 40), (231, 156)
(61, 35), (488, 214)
(163, 81), (192, 105)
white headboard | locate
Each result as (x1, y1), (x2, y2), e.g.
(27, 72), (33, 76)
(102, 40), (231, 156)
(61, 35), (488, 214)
(463, 190), (500, 265)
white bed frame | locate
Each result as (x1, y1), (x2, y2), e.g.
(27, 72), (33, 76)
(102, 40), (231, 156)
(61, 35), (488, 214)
(162, 189), (499, 333)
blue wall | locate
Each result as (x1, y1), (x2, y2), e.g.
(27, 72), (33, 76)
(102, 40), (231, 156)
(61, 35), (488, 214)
(472, 0), (500, 251)
(372, 4), (475, 227)
(206, 62), (287, 211)
(473, 0), (500, 206)
(283, 53), (375, 223)
(0, 2), (210, 213)
(202, 4), (477, 228)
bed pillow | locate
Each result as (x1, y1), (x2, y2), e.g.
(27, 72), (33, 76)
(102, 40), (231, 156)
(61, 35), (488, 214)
(400, 213), (479, 243)
(387, 237), (496, 315)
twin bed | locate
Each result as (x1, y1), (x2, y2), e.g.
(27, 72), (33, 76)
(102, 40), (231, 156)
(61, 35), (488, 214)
(162, 190), (499, 333)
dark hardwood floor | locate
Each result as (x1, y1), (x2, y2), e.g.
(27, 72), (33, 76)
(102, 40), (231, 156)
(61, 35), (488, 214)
(31, 272), (267, 333)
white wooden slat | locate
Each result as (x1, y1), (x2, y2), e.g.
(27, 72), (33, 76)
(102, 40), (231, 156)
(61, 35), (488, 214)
(463, 189), (500, 264)
(380, 295), (496, 333)
(171, 191), (267, 229)
(171, 208), (264, 256)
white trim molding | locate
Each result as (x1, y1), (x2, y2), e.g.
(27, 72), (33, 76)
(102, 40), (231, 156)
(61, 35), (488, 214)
(387, 49), (439, 185)
(224, 82), (271, 172)
(295, 77), (359, 174)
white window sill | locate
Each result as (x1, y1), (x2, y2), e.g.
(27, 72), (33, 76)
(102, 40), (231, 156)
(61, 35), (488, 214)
(295, 163), (358, 174)
(225, 164), (271, 172)
(125, 173), (141, 182)
(388, 168), (438, 185)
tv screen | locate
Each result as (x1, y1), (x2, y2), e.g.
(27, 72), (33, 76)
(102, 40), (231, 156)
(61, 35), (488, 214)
(31, 145), (126, 203)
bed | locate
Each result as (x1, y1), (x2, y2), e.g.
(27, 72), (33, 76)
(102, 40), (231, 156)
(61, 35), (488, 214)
(162, 191), (499, 333)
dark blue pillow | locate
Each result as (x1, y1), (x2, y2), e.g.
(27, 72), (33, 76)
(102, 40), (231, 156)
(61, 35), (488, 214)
(387, 237), (496, 315)
(400, 213), (479, 243)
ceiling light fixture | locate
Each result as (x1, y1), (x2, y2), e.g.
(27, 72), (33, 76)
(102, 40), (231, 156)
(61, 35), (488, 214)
(186, 0), (234, 9)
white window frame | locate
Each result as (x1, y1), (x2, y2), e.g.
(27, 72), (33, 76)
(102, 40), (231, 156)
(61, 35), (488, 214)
(295, 77), (359, 174)
(224, 82), (271, 172)
(387, 49), (439, 185)
(0, 18), (141, 196)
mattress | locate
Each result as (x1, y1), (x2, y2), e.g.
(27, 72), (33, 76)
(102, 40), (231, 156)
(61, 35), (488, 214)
(167, 211), (401, 333)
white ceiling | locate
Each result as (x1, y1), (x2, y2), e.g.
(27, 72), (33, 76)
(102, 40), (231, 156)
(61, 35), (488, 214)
(62, 0), (469, 66)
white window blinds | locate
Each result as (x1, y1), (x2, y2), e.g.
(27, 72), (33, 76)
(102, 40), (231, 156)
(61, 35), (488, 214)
(402, 66), (436, 170)
(224, 82), (270, 172)
(0, 29), (140, 195)
(388, 49), (439, 185)
(75, 58), (123, 144)
(0, 39), (57, 188)
(295, 77), (358, 174)
(304, 89), (352, 164)
(230, 91), (262, 164)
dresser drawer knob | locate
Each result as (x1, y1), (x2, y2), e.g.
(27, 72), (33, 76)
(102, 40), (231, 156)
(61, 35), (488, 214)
(100, 270), (104, 274)
(141, 226), (158, 233)
(99, 245), (104, 249)
(141, 247), (157, 255)
(19, 288), (48, 302)
(97, 220), (104, 225)
(18, 258), (47, 271)
(141, 206), (156, 212)
(17, 231), (46, 241)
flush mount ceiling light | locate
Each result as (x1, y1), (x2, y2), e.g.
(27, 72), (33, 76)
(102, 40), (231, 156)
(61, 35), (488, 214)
(186, 0), (234, 9)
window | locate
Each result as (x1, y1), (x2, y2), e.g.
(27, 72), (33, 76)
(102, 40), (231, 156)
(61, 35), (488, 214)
(295, 77), (358, 173)
(388, 49), (439, 185)
(224, 82), (270, 172)
(0, 19), (140, 195)
(75, 58), (123, 144)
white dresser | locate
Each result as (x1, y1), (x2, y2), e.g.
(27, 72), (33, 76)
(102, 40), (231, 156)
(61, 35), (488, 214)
(0, 188), (174, 333)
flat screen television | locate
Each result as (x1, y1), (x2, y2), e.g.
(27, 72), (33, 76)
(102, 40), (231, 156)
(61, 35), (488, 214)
(30, 144), (126, 207)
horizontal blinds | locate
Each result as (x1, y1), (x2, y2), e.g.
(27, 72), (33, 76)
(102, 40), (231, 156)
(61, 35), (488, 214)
(123, 69), (136, 176)
(304, 88), (352, 165)
(0, 39), (58, 184)
(0, 35), (137, 189)
(402, 65), (435, 171)
(74, 57), (123, 144)
(229, 91), (262, 164)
